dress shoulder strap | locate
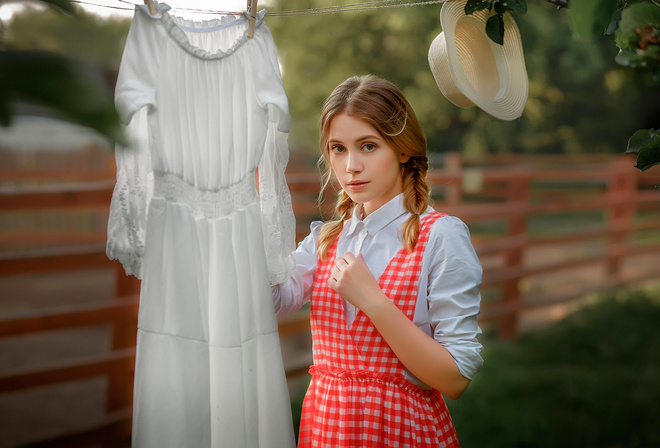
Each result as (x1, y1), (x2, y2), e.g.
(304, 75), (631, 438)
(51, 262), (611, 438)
(416, 210), (448, 248)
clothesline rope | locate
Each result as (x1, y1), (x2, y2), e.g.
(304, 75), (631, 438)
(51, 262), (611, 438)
(72, 0), (449, 15)
(73, 0), (134, 11)
(268, 0), (448, 16)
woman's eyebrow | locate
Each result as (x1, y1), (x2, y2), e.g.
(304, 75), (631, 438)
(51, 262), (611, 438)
(356, 134), (382, 142)
(328, 134), (382, 144)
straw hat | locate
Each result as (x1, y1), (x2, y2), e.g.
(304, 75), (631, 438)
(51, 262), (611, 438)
(428, 0), (528, 121)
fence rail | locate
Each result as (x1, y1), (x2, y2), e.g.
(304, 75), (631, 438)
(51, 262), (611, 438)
(1, 153), (659, 446)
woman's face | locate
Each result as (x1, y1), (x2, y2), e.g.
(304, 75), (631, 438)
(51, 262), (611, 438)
(327, 113), (408, 216)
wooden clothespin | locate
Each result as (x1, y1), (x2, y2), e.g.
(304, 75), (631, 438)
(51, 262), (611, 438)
(144, 0), (157, 16)
(247, 0), (258, 38)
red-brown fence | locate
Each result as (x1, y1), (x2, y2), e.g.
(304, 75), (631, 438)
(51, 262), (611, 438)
(0, 145), (136, 447)
(428, 154), (660, 338)
(1, 151), (659, 446)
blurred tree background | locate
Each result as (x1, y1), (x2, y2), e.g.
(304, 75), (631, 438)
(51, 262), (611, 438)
(0, 2), (128, 142)
(2, 5), (130, 69)
(3, 1), (658, 157)
(266, 0), (660, 157)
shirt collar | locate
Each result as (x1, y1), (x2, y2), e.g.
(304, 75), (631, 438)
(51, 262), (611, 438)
(345, 193), (407, 237)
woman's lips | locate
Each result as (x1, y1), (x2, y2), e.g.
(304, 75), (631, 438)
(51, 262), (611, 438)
(346, 181), (368, 191)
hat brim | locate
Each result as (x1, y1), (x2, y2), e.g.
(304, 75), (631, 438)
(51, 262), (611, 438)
(428, 0), (529, 121)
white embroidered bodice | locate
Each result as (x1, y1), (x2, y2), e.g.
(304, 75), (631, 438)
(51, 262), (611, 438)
(106, 3), (295, 284)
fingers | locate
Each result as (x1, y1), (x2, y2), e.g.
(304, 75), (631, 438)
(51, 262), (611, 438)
(328, 274), (337, 287)
(331, 258), (344, 286)
(343, 252), (358, 263)
(329, 254), (351, 292)
(335, 252), (357, 269)
(328, 266), (340, 293)
(329, 252), (364, 291)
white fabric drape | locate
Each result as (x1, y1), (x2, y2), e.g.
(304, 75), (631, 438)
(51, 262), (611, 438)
(106, 2), (296, 446)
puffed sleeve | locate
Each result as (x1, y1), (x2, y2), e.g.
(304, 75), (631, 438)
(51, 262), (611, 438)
(426, 216), (484, 380)
(106, 106), (153, 278)
(254, 20), (296, 285)
(114, 5), (162, 125)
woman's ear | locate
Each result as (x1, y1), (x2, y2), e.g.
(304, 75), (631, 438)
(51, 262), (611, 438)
(399, 153), (411, 163)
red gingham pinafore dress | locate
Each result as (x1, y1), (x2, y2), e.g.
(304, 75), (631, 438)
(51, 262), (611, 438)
(298, 211), (459, 448)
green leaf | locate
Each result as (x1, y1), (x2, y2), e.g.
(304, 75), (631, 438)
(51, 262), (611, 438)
(634, 138), (660, 172)
(494, 2), (508, 15)
(465, 0), (492, 15)
(646, 45), (660, 58)
(615, 49), (636, 67)
(569, 0), (619, 40)
(605, 8), (621, 35)
(38, 0), (76, 15)
(615, 2), (660, 50)
(486, 13), (505, 45)
(506, 0), (527, 14)
(0, 50), (124, 144)
(626, 129), (658, 154)
(615, 43), (660, 68)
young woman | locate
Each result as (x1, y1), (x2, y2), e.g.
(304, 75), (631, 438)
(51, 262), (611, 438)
(273, 75), (483, 447)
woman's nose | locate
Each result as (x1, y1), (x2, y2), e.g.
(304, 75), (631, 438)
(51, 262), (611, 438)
(346, 150), (362, 173)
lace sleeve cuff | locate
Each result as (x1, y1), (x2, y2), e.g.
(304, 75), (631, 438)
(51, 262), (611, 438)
(106, 106), (152, 279)
(106, 240), (143, 279)
(259, 106), (296, 286)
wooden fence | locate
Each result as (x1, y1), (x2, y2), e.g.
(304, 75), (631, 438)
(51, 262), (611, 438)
(0, 146), (135, 447)
(427, 154), (660, 338)
(1, 150), (659, 446)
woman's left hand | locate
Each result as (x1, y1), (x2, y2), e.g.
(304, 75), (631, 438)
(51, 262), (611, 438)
(328, 252), (388, 312)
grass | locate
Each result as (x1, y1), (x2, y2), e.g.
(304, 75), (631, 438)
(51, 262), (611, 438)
(447, 287), (660, 448)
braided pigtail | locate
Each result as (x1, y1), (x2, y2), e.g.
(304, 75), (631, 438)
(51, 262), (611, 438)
(317, 190), (355, 261)
(400, 155), (430, 252)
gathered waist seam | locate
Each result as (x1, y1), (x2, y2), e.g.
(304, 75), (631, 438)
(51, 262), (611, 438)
(309, 365), (435, 395)
(152, 170), (258, 218)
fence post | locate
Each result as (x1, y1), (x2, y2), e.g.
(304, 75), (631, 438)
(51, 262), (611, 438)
(107, 262), (140, 413)
(499, 170), (530, 340)
(445, 153), (462, 205)
(606, 156), (637, 280)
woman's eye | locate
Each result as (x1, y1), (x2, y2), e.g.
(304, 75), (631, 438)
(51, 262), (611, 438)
(362, 143), (377, 152)
(331, 145), (345, 153)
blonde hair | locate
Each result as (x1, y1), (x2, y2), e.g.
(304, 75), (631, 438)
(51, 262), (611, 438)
(317, 75), (430, 260)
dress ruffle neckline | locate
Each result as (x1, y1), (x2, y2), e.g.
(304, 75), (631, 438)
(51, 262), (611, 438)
(138, 2), (267, 61)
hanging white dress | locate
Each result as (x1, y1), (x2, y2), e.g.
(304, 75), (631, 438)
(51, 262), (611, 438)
(106, 3), (296, 447)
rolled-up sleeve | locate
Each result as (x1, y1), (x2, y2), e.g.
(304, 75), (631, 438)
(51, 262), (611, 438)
(426, 216), (483, 380)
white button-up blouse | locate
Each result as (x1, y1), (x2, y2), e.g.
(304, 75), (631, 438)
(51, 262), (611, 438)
(273, 193), (484, 381)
